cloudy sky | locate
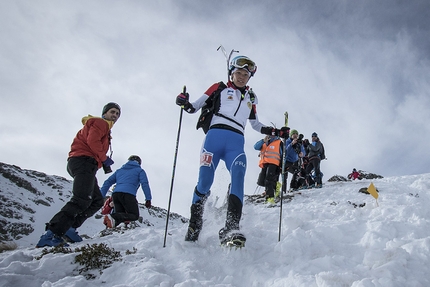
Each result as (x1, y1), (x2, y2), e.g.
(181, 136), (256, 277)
(1, 0), (429, 215)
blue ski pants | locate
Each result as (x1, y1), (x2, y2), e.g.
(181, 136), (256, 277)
(193, 128), (246, 204)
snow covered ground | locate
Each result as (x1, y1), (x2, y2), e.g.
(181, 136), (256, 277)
(1, 173), (430, 287)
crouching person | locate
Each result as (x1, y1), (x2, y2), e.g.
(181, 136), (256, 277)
(100, 155), (152, 228)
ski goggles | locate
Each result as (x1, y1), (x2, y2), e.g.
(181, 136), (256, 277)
(230, 56), (257, 75)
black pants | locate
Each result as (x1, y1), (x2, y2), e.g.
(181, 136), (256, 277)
(306, 157), (322, 185)
(282, 161), (300, 190)
(47, 156), (104, 236)
(257, 163), (280, 198)
(290, 167), (307, 189)
(111, 192), (139, 224)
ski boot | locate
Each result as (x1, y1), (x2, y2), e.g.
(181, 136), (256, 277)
(219, 194), (246, 248)
(63, 227), (83, 243)
(219, 228), (246, 248)
(36, 230), (68, 248)
(185, 188), (209, 242)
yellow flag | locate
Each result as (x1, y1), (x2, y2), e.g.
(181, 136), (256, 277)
(367, 182), (379, 199)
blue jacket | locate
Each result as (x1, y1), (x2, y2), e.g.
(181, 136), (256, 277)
(284, 138), (305, 163)
(100, 160), (152, 200)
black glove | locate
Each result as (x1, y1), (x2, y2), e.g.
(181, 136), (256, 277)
(176, 93), (189, 106)
(102, 157), (114, 174)
(103, 157), (114, 167)
(176, 92), (195, 113)
(145, 200), (152, 208)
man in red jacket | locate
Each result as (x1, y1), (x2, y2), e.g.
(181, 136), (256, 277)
(36, 102), (121, 247)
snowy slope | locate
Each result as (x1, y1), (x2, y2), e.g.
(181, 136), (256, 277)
(0, 162), (74, 246)
(0, 163), (429, 286)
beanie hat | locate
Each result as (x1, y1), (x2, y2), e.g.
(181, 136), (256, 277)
(312, 132), (318, 137)
(290, 129), (298, 136)
(102, 102), (121, 117)
(128, 155), (141, 165)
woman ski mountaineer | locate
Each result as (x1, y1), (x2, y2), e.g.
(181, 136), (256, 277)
(176, 55), (289, 246)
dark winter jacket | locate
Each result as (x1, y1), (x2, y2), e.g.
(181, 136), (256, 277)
(307, 140), (325, 160)
(100, 160), (152, 200)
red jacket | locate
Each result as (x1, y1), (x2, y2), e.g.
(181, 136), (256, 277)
(68, 115), (114, 168)
(351, 171), (360, 180)
(348, 171), (360, 180)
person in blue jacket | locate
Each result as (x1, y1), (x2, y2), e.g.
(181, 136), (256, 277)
(100, 155), (152, 228)
(283, 129), (305, 189)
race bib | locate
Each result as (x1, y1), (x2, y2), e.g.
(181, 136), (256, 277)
(200, 151), (213, 167)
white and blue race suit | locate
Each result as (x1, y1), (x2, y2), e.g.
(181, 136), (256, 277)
(189, 81), (266, 204)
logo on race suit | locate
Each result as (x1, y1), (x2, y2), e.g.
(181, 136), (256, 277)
(200, 151), (213, 167)
(234, 160), (246, 168)
(226, 89), (235, 100)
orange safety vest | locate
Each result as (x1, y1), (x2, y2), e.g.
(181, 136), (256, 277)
(258, 140), (282, 168)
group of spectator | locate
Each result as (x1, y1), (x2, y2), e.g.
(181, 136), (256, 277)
(255, 129), (326, 203)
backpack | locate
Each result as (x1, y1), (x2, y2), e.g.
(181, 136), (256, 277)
(196, 82), (256, 134)
(196, 81), (227, 134)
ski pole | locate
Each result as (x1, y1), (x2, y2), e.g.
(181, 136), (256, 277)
(163, 86), (186, 248)
(278, 111), (288, 242)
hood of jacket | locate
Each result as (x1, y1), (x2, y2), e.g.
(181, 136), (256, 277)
(81, 114), (114, 129)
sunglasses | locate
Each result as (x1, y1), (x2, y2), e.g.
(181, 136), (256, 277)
(230, 57), (257, 74)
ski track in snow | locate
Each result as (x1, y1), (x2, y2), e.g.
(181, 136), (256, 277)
(1, 173), (430, 286)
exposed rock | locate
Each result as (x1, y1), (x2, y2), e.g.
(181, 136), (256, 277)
(328, 175), (348, 182)
(328, 170), (383, 182)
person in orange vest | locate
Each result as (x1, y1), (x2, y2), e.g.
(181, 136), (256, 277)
(254, 134), (283, 203)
